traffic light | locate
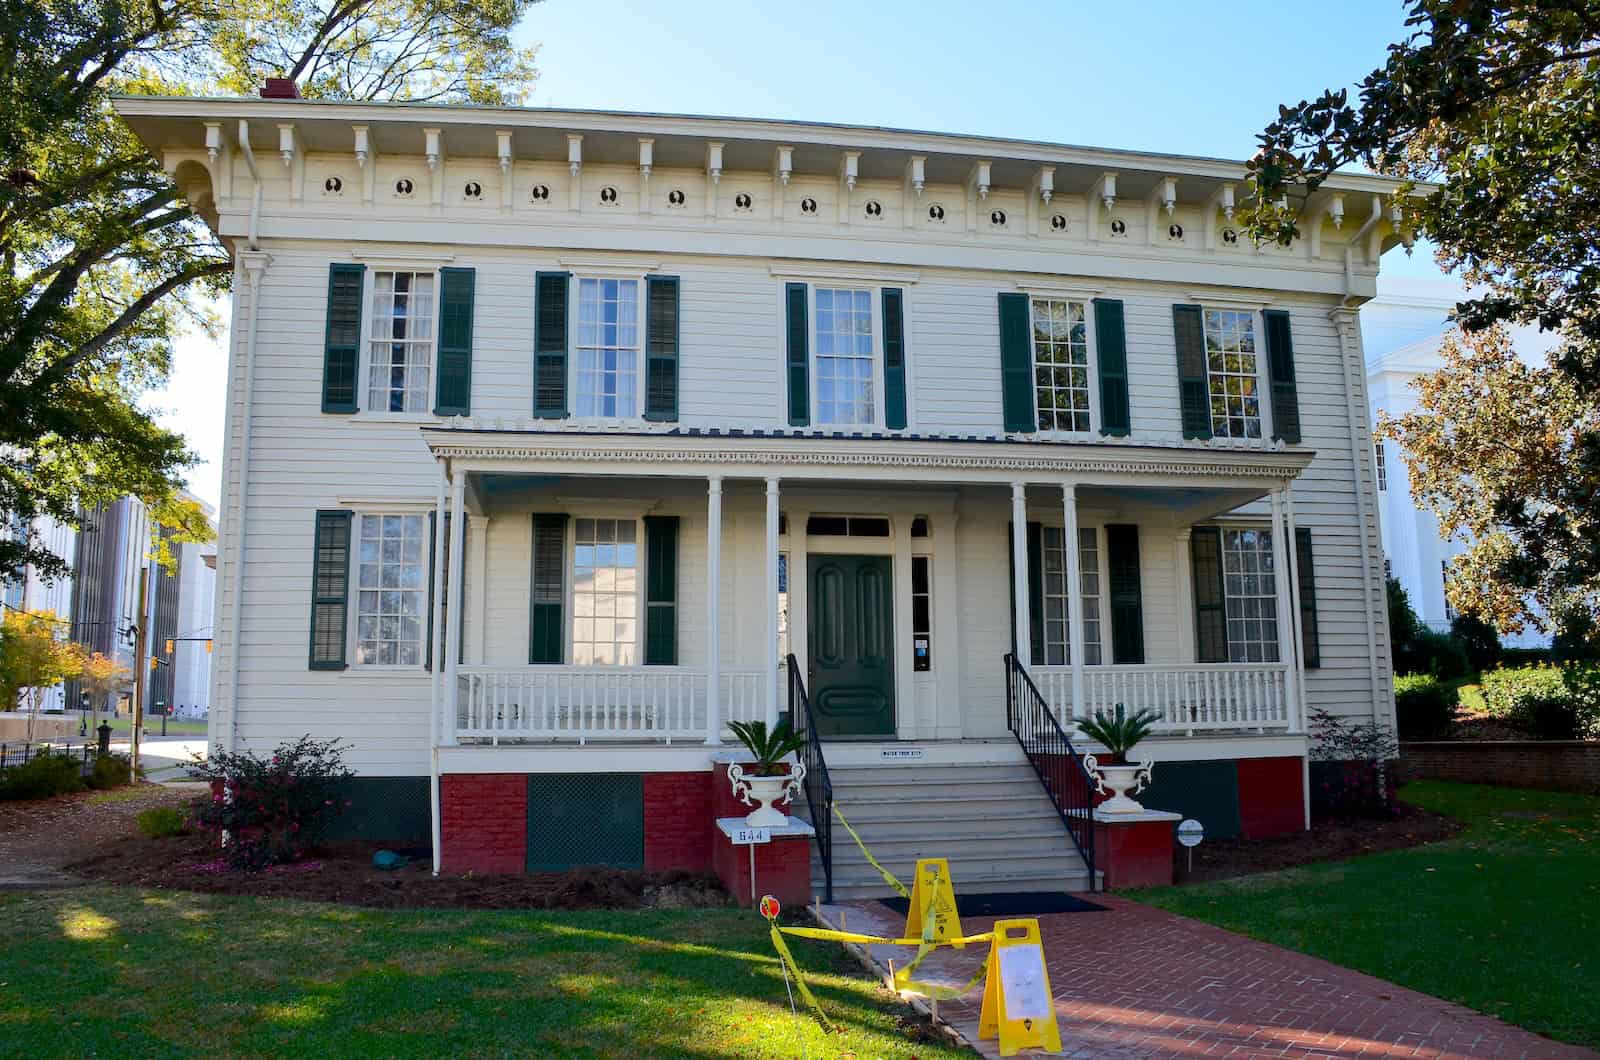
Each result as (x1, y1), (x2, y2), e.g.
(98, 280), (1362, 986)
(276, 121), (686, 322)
(205, 639), (213, 654)
(164, 639), (175, 655)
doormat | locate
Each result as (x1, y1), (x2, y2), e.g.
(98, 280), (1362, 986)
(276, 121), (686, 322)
(877, 891), (1106, 918)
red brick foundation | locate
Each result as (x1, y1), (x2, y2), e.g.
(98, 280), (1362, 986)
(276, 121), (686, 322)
(440, 774), (527, 874)
(1401, 740), (1600, 794)
(1236, 756), (1306, 838)
(1093, 815), (1179, 889)
(642, 772), (714, 872)
(713, 829), (814, 907)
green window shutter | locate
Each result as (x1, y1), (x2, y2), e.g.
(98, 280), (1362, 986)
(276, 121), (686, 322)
(321, 264), (365, 413)
(998, 292), (1036, 433)
(1105, 524), (1145, 664)
(1262, 309), (1302, 444)
(1190, 527), (1228, 663)
(434, 267), (475, 416)
(643, 275), (680, 421)
(534, 271), (570, 418)
(529, 513), (567, 663)
(882, 287), (908, 430)
(309, 510), (352, 670)
(1295, 526), (1321, 668)
(785, 282), (810, 426)
(643, 516), (679, 665)
(1093, 298), (1131, 437)
(1172, 304), (1211, 440)
(1026, 521), (1045, 665)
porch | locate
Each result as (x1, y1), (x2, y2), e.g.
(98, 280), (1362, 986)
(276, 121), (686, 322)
(421, 429), (1313, 752)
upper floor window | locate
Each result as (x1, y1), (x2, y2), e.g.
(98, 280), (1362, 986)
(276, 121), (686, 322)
(1375, 441), (1388, 491)
(815, 287), (875, 426)
(1203, 309), (1261, 439)
(354, 513), (427, 666)
(575, 278), (641, 418)
(368, 272), (436, 413)
(572, 517), (639, 665)
(1030, 299), (1092, 433)
(1221, 528), (1279, 663)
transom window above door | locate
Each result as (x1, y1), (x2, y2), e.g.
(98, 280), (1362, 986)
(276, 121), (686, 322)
(1203, 309), (1262, 439)
(575, 278), (641, 418)
(1030, 298), (1092, 433)
(368, 271), (436, 413)
(814, 287), (875, 426)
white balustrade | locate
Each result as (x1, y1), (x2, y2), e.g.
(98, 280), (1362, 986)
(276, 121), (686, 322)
(452, 666), (767, 743)
(1031, 662), (1291, 734)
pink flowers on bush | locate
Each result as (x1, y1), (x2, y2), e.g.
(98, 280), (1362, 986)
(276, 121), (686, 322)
(186, 736), (356, 871)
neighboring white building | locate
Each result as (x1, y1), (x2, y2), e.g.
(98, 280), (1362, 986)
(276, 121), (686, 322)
(1, 514), (79, 712)
(118, 95), (1412, 888)
(1362, 277), (1550, 648)
(172, 528), (217, 718)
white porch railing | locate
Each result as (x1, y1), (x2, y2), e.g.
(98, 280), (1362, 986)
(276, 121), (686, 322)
(1031, 662), (1292, 734)
(452, 665), (767, 743)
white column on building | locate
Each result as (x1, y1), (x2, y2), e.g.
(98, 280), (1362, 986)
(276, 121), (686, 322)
(764, 477), (781, 729)
(1174, 527), (1196, 665)
(1269, 489), (1301, 729)
(1009, 482), (1031, 667)
(429, 463), (448, 745)
(1283, 488), (1308, 733)
(1062, 483), (1086, 719)
(704, 476), (724, 745)
(443, 468), (467, 747)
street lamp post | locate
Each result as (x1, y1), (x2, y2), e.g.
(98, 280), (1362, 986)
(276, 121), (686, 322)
(79, 691), (89, 737)
(158, 700), (167, 737)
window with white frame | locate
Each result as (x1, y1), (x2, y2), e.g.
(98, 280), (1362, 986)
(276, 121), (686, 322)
(572, 518), (639, 665)
(354, 513), (428, 666)
(1221, 528), (1279, 663)
(1030, 298), (1092, 432)
(575, 278), (641, 418)
(814, 287), (875, 425)
(1040, 526), (1103, 666)
(1375, 440), (1387, 491)
(1203, 308), (1262, 439)
(367, 272), (436, 413)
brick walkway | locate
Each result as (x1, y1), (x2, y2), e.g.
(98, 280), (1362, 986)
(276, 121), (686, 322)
(818, 897), (1594, 1059)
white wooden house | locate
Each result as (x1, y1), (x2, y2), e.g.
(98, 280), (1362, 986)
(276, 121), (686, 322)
(118, 96), (1406, 894)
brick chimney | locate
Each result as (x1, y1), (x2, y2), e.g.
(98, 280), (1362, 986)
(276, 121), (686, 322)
(260, 78), (300, 100)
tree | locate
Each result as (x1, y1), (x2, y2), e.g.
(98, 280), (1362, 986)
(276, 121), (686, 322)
(76, 650), (132, 720)
(0, 610), (84, 738)
(1242, 1), (1600, 638)
(1, 1), (540, 582)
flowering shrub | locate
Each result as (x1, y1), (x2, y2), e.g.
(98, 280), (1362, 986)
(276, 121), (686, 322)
(1308, 708), (1399, 819)
(186, 736), (355, 870)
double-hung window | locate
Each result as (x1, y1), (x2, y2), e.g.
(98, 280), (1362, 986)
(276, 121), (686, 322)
(1029, 298), (1093, 433)
(572, 517), (640, 665)
(1220, 528), (1279, 662)
(367, 272), (436, 413)
(353, 513), (429, 666)
(1202, 309), (1262, 439)
(1039, 526), (1103, 665)
(575, 278), (641, 418)
(814, 287), (876, 426)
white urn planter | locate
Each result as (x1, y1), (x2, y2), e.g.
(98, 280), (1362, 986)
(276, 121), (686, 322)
(728, 761), (806, 827)
(1083, 755), (1154, 815)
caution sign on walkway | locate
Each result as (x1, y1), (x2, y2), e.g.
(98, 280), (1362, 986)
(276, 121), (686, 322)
(978, 918), (1061, 1057)
(902, 857), (963, 946)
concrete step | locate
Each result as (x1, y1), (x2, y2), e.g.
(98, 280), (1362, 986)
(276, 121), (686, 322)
(825, 763), (1041, 786)
(802, 794), (1065, 823)
(798, 812), (1064, 841)
(819, 867), (1095, 901)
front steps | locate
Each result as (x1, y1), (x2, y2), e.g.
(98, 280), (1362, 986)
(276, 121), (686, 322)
(792, 756), (1095, 900)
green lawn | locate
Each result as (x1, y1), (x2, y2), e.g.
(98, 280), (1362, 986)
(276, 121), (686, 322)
(99, 715), (210, 738)
(0, 886), (959, 1058)
(1137, 781), (1600, 1049)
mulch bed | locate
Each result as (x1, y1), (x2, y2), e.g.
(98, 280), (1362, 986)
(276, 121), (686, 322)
(1172, 802), (1464, 885)
(69, 833), (731, 911)
(0, 784), (192, 874)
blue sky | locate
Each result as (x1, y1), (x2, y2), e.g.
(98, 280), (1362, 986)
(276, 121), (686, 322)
(153, 0), (1447, 508)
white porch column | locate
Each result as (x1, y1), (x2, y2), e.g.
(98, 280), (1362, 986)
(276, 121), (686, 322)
(1174, 527), (1196, 664)
(1283, 489), (1308, 733)
(705, 475), (724, 745)
(443, 467), (467, 747)
(764, 477), (781, 729)
(430, 464), (449, 744)
(1269, 489), (1301, 729)
(1062, 483), (1086, 720)
(1009, 482), (1031, 667)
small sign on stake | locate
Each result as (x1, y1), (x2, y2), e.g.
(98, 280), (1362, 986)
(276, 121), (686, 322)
(1177, 818), (1204, 873)
(729, 826), (771, 846)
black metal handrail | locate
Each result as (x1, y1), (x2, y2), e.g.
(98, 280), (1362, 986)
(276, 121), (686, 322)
(1004, 652), (1097, 889)
(787, 653), (834, 903)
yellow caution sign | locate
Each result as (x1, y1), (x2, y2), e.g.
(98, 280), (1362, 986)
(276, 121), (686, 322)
(903, 858), (963, 947)
(978, 919), (1062, 1057)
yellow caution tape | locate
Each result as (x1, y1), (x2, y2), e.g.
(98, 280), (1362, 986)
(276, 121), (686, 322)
(768, 920), (832, 1031)
(778, 926), (996, 948)
(832, 803), (911, 899)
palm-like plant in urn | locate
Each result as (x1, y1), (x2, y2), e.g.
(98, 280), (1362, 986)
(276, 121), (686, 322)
(726, 720), (808, 827)
(1077, 705), (1161, 814)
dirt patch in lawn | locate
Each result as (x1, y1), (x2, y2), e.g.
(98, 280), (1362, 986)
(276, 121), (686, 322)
(0, 784), (193, 888)
(69, 833), (731, 911)
(1172, 803), (1463, 885)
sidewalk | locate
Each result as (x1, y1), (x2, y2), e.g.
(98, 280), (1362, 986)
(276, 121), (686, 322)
(819, 897), (1594, 1059)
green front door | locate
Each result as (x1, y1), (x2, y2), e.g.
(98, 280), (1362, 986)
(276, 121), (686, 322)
(807, 554), (895, 737)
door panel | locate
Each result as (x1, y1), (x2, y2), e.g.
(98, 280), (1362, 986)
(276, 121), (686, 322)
(807, 554), (895, 736)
